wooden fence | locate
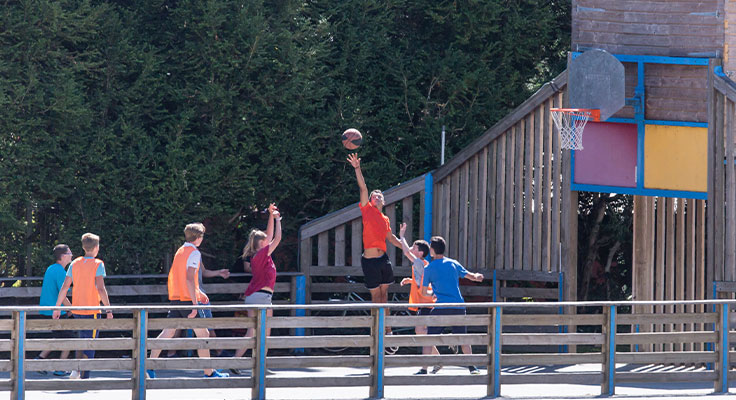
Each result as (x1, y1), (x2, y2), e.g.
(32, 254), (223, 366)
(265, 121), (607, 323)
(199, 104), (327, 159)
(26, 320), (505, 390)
(4, 300), (736, 399)
(711, 66), (736, 292)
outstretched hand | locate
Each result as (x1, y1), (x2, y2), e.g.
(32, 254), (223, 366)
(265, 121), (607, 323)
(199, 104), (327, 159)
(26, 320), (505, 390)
(347, 153), (360, 169)
(399, 222), (407, 238)
(268, 203), (278, 215)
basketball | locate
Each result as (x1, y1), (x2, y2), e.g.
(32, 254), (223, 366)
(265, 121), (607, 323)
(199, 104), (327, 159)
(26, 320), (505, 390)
(341, 128), (362, 150)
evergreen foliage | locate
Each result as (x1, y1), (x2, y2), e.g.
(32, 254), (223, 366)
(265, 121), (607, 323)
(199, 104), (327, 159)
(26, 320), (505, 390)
(0, 0), (570, 275)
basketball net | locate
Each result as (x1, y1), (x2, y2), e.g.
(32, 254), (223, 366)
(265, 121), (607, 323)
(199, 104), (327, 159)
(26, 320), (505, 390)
(550, 108), (600, 150)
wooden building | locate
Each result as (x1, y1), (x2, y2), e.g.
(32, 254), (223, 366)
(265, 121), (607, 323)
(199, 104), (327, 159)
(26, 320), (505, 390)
(299, 1), (736, 317)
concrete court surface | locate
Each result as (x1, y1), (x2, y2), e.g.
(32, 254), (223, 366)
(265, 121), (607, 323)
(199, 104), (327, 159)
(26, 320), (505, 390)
(5, 364), (736, 400)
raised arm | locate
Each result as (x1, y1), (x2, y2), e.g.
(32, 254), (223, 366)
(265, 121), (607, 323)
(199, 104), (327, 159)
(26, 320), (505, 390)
(398, 223), (417, 262)
(268, 210), (282, 256)
(265, 203), (276, 243)
(347, 153), (369, 206)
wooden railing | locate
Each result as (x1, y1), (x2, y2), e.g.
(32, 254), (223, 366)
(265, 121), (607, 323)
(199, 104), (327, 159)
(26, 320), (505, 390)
(4, 300), (736, 399)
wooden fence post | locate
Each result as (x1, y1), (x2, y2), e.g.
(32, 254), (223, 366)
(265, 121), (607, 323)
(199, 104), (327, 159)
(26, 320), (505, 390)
(714, 303), (728, 393)
(369, 307), (385, 399)
(487, 306), (502, 398)
(601, 305), (616, 396)
(252, 308), (268, 400)
(132, 309), (147, 400)
(11, 310), (25, 400)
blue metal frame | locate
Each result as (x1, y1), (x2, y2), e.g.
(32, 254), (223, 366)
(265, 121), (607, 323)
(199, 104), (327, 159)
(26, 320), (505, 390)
(606, 305), (616, 396)
(492, 306), (501, 398)
(17, 310), (25, 400)
(138, 310), (147, 399)
(257, 308), (267, 400)
(558, 273), (568, 353)
(424, 173), (433, 244)
(569, 52), (709, 199)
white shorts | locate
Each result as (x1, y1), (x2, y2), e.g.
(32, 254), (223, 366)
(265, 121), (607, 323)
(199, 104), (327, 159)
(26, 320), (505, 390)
(244, 291), (273, 305)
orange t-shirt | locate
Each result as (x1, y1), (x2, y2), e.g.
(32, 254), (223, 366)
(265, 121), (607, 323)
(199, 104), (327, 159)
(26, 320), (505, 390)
(69, 257), (104, 315)
(359, 202), (391, 252)
(167, 243), (201, 302)
(408, 258), (434, 311)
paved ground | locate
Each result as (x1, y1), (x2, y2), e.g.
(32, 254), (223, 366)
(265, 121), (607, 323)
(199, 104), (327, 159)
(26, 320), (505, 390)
(6, 364), (735, 400)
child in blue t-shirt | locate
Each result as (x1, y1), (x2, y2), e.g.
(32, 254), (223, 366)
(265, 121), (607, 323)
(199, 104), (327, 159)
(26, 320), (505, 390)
(36, 244), (74, 375)
(421, 236), (484, 375)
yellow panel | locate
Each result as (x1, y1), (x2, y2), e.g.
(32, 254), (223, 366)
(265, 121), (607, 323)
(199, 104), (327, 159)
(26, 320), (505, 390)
(644, 125), (707, 192)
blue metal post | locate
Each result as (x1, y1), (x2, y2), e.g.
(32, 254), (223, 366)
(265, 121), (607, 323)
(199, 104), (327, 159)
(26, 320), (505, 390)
(606, 305), (616, 396)
(257, 308), (267, 400)
(17, 311), (25, 400)
(492, 270), (497, 303)
(138, 310), (147, 400)
(492, 306), (501, 398)
(376, 308), (385, 399)
(295, 275), (306, 354)
(558, 273), (567, 353)
(720, 303), (729, 393)
(423, 172), (433, 245)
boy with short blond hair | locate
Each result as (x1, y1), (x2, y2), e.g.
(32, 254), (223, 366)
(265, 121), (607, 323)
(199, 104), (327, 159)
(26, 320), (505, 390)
(53, 233), (113, 380)
(147, 222), (228, 379)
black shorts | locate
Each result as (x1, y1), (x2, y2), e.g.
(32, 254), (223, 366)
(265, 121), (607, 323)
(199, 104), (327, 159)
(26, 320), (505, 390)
(427, 307), (467, 335)
(361, 254), (394, 290)
(166, 300), (205, 318)
(410, 307), (433, 316)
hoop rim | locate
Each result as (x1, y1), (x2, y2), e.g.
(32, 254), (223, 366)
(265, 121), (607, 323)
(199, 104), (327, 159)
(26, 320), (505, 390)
(550, 108), (601, 122)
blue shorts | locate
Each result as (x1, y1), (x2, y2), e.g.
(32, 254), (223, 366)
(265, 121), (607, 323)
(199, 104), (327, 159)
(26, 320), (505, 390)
(74, 314), (100, 359)
(427, 307), (467, 335)
(199, 301), (213, 319)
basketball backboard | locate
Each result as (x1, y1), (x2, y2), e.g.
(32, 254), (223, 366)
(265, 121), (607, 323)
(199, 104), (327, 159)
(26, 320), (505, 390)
(569, 49), (625, 121)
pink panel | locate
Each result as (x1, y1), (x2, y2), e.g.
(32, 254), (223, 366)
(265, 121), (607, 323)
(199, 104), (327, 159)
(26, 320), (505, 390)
(573, 122), (637, 188)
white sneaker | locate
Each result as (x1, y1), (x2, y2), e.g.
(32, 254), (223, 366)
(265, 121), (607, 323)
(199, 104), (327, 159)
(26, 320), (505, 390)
(69, 370), (80, 379)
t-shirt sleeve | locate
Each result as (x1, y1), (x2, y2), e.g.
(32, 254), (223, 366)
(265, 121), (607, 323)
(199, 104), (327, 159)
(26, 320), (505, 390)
(56, 267), (67, 291)
(187, 250), (201, 269)
(455, 261), (469, 278)
(412, 259), (425, 286)
(66, 264), (73, 278)
(96, 262), (106, 277)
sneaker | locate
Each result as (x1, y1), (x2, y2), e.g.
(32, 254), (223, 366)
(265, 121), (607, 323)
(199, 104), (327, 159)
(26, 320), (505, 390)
(69, 370), (80, 379)
(205, 370), (229, 378)
(449, 345), (459, 354)
(80, 371), (90, 380)
(53, 371), (69, 377)
(228, 368), (242, 375)
(414, 368), (428, 375)
(430, 365), (443, 374)
(385, 332), (399, 355)
(468, 366), (480, 375)
(37, 370), (48, 376)
(146, 370), (156, 379)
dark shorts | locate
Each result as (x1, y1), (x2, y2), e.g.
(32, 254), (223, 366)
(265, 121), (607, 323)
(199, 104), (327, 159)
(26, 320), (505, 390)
(410, 307), (433, 316)
(199, 301), (213, 319)
(361, 254), (394, 290)
(427, 307), (467, 335)
(167, 300), (205, 319)
(42, 313), (74, 338)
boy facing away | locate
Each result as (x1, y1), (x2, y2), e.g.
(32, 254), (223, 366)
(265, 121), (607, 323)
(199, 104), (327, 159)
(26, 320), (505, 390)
(37, 244), (73, 375)
(147, 223), (228, 378)
(52, 233), (113, 380)
(421, 236), (484, 375)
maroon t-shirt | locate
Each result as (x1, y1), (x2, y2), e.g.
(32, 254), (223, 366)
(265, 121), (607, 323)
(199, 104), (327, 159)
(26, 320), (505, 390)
(244, 245), (277, 297)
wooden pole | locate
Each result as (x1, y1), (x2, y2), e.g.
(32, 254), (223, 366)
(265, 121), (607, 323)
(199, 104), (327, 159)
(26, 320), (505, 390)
(11, 310), (25, 400)
(601, 305), (616, 396)
(132, 309), (147, 400)
(252, 308), (268, 400)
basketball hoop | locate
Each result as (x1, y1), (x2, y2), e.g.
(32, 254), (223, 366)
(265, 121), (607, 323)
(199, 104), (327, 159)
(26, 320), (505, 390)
(550, 108), (600, 150)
